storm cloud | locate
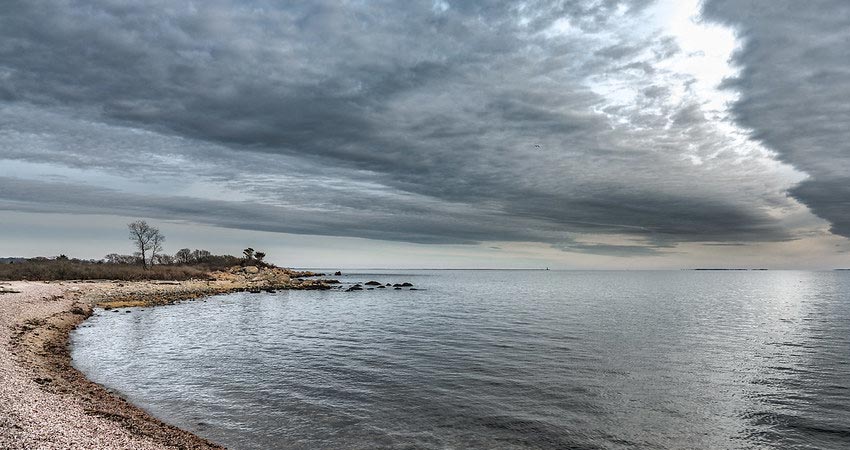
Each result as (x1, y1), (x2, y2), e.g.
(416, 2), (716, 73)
(703, 0), (850, 239)
(0, 0), (845, 257)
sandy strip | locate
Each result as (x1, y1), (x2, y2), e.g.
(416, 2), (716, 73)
(0, 280), (227, 449)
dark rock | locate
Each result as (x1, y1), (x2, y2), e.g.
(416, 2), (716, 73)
(365, 281), (382, 286)
(394, 287), (402, 290)
(400, 282), (413, 287)
(302, 284), (332, 290)
(334, 271), (342, 276)
(377, 285), (386, 289)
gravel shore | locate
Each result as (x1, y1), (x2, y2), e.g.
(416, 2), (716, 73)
(0, 280), (227, 449)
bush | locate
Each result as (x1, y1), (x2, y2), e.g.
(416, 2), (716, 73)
(0, 258), (207, 281)
(0, 249), (275, 281)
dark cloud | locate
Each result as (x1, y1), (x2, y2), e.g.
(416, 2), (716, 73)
(703, 0), (850, 238)
(0, 0), (834, 255)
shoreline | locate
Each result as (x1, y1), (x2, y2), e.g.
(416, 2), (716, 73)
(1, 273), (329, 449)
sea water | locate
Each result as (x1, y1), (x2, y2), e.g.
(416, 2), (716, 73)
(71, 270), (850, 449)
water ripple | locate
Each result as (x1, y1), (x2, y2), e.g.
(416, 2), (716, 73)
(71, 270), (850, 449)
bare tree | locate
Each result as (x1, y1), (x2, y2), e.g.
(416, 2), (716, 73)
(192, 249), (211, 262)
(254, 251), (266, 262)
(105, 253), (138, 264)
(128, 220), (165, 269)
(243, 248), (255, 260)
(149, 231), (165, 266)
(174, 248), (193, 264)
(153, 253), (174, 265)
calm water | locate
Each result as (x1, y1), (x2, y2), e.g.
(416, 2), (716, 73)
(71, 271), (850, 449)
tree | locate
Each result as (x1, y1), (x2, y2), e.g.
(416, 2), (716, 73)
(243, 248), (255, 260)
(149, 230), (165, 265)
(153, 254), (174, 265)
(192, 249), (211, 262)
(128, 220), (165, 269)
(254, 251), (266, 262)
(174, 248), (193, 264)
(104, 253), (138, 264)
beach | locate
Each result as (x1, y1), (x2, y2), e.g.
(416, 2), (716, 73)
(0, 280), (228, 449)
(0, 266), (336, 449)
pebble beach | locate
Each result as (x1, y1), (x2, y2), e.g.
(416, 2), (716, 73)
(0, 280), (226, 449)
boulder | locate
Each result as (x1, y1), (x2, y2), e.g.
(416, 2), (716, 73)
(334, 271), (342, 276)
(365, 281), (382, 286)
(267, 273), (291, 285)
(244, 266), (260, 274)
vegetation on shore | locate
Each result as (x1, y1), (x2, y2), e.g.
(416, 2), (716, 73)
(0, 220), (275, 281)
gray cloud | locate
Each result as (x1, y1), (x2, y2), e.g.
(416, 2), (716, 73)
(703, 0), (850, 238)
(0, 0), (835, 255)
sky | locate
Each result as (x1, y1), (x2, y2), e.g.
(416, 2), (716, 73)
(1, 0), (849, 269)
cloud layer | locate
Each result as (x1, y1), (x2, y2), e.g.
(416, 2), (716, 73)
(0, 0), (843, 256)
(704, 0), (850, 238)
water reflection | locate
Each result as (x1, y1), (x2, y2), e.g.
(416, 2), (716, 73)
(71, 271), (850, 449)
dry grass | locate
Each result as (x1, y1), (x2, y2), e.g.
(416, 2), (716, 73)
(0, 260), (208, 281)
